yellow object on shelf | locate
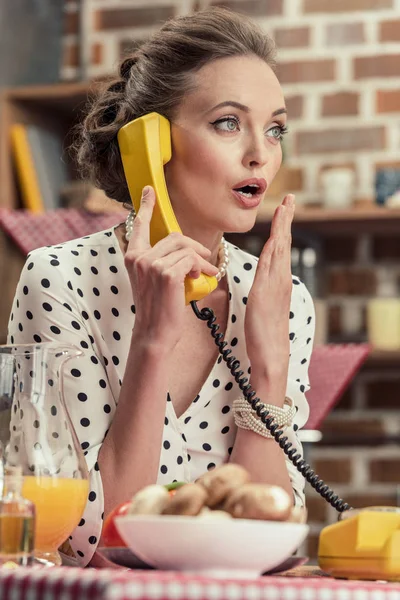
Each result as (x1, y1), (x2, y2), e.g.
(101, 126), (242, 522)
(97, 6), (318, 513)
(318, 507), (400, 581)
(10, 124), (44, 213)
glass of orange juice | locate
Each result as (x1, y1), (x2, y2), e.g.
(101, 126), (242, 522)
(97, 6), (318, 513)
(0, 343), (89, 566)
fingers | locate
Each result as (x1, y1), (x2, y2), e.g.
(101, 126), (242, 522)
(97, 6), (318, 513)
(270, 194), (295, 240)
(127, 185), (155, 252)
(156, 249), (219, 281)
(258, 194), (295, 274)
(153, 232), (212, 261)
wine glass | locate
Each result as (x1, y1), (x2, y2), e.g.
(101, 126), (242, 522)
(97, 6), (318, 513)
(0, 342), (89, 566)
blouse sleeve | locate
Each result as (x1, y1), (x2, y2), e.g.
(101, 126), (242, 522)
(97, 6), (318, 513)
(7, 248), (112, 566)
(284, 277), (315, 507)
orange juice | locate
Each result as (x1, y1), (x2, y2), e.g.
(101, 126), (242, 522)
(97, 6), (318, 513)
(22, 476), (89, 551)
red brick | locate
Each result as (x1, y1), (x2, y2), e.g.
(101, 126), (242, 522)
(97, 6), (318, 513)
(354, 54), (400, 79)
(313, 458), (352, 484)
(91, 43), (103, 66)
(274, 27), (310, 48)
(322, 92), (359, 117)
(277, 59), (335, 84)
(204, 0), (283, 16)
(376, 89), (400, 113)
(296, 126), (385, 154)
(380, 19), (400, 42)
(304, 0), (392, 12)
(63, 42), (103, 68)
(326, 23), (365, 46)
(63, 44), (78, 68)
(285, 95), (304, 119)
(64, 10), (79, 35)
(366, 380), (400, 409)
(95, 6), (175, 31)
(344, 492), (398, 509)
(370, 459), (400, 483)
(320, 418), (385, 441)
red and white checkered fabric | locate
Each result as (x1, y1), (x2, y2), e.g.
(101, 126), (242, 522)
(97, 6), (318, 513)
(0, 567), (399, 600)
(305, 343), (370, 430)
(0, 208), (125, 255)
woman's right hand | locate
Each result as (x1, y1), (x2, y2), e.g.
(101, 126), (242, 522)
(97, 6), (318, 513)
(124, 185), (219, 350)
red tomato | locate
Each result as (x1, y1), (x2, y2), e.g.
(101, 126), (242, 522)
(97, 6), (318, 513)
(102, 501), (131, 547)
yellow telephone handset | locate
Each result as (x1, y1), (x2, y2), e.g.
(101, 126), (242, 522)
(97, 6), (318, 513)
(117, 112), (218, 304)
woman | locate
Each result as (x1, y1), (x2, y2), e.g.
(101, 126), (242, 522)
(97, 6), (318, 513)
(8, 7), (315, 566)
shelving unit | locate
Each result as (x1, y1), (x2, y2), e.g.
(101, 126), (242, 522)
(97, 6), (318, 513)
(0, 80), (97, 210)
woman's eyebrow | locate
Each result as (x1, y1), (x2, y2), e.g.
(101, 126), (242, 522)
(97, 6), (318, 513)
(207, 101), (287, 117)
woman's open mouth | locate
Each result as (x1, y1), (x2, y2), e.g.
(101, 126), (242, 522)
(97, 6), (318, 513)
(232, 178), (267, 208)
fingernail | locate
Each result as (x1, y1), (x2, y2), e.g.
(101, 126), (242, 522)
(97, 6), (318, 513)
(142, 186), (151, 197)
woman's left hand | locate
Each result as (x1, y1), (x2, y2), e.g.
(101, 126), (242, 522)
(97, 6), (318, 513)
(244, 194), (295, 401)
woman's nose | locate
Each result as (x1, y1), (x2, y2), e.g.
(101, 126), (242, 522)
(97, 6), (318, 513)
(242, 135), (269, 169)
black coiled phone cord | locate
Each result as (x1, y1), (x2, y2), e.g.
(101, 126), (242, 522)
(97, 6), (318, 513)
(191, 301), (351, 513)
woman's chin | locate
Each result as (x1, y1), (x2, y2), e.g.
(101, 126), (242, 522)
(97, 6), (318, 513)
(223, 213), (258, 234)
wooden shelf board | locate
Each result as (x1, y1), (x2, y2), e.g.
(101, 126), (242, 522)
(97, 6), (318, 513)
(365, 349), (400, 366)
(258, 206), (400, 224)
(255, 206), (400, 234)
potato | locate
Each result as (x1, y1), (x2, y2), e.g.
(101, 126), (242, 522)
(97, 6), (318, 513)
(161, 483), (207, 516)
(197, 509), (233, 521)
(196, 463), (250, 508)
(223, 483), (292, 521)
(129, 484), (170, 515)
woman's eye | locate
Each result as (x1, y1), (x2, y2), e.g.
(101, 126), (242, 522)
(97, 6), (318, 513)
(212, 117), (240, 132)
(266, 125), (288, 141)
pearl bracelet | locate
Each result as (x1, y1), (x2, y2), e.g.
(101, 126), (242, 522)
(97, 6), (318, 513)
(233, 396), (296, 439)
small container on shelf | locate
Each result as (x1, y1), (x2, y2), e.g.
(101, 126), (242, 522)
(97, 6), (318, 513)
(367, 267), (400, 351)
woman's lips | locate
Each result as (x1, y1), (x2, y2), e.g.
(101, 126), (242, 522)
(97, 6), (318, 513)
(231, 189), (263, 209)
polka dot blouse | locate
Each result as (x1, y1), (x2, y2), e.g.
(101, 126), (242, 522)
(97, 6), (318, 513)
(8, 226), (315, 566)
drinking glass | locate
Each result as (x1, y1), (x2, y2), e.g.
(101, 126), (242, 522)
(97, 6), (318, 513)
(0, 342), (89, 566)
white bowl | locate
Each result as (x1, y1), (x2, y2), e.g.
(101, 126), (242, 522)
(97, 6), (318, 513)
(115, 514), (309, 579)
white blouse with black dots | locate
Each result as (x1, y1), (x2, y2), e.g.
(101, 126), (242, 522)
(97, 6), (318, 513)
(8, 226), (315, 566)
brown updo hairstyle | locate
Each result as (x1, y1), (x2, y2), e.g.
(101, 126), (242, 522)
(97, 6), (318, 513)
(75, 7), (276, 205)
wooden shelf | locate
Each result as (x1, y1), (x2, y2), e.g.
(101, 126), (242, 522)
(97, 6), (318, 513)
(256, 206), (400, 234)
(365, 349), (400, 367)
(0, 80), (103, 210)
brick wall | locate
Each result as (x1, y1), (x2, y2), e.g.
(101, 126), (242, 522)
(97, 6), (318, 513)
(61, 0), (400, 206)
(61, 0), (400, 561)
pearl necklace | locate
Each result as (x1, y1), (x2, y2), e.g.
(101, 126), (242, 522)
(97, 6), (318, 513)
(125, 209), (229, 281)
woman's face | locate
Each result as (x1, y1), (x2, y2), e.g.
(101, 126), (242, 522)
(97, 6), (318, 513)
(164, 54), (287, 244)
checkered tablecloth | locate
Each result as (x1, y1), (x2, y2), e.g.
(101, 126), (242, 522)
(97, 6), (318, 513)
(0, 567), (399, 600)
(0, 208), (125, 255)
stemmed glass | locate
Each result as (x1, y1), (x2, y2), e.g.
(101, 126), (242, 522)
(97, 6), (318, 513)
(0, 342), (89, 566)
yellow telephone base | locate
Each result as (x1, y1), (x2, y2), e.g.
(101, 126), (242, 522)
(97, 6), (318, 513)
(318, 508), (400, 581)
